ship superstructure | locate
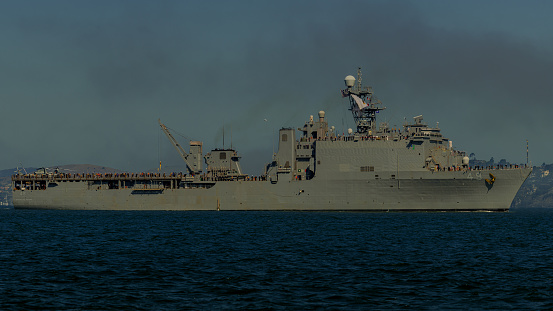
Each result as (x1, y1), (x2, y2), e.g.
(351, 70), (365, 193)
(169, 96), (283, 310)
(12, 69), (531, 211)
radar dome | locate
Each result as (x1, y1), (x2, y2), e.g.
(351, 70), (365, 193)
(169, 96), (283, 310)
(463, 156), (470, 165)
(345, 75), (355, 88)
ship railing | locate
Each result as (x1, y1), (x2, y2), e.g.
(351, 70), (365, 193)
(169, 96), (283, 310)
(429, 164), (528, 172)
(11, 173), (187, 182)
(468, 164), (527, 170)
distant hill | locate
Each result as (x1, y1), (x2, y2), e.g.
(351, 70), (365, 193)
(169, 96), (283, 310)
(52, 164), (122, 174)
(1, 164), (121, 178)
(512, 163), (553, 208)
(0, 167), (37, 178)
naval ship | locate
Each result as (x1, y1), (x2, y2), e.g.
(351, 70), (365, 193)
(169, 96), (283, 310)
(12, 69), (531, 211)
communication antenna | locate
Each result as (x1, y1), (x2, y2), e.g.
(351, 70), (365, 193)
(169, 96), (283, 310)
(526, 139), (529, 165)
(357, 67), (362, 91)
(158, 128), (161, 172)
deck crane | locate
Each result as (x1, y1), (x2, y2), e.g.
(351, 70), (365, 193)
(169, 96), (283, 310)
(158, 119), (203, 175)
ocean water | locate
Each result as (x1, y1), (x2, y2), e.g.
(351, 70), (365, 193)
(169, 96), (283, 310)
(1, 208), (552, 310)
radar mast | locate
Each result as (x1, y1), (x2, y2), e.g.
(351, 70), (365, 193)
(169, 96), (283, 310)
(341, 67), (386, 134)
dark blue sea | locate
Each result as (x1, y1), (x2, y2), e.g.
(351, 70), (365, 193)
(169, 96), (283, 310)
(1, 208), (552, 310)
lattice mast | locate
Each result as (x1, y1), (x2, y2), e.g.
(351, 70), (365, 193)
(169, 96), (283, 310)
(341, 67), (386, 134)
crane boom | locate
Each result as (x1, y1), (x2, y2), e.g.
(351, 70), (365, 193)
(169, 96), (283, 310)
(158, 119), (202, 175)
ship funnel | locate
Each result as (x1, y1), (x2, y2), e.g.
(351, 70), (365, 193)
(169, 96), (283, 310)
(345, 75), (355, 88)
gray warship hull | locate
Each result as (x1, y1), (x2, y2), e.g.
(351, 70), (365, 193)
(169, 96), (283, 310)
(12, 139), (531, 211)
(12, 69), (532, 211)
(12, 169), (530, 211)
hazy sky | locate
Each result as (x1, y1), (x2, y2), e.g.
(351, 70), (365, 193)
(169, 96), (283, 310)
(1, 0), (552, 174)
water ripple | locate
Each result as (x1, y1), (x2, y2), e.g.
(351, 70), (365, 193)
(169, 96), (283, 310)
(1, 209), (553, 309)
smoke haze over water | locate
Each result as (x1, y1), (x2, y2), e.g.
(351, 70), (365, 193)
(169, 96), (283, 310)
(1, 0), (552, 174)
